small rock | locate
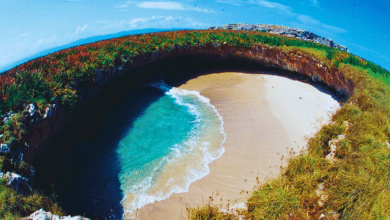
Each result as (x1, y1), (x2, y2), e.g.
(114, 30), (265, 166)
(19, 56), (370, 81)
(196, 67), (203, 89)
(3, 111), (15, 122)
(33, 213), (52, 220)
(326, 134), (345, 162)
(316, 183), (327, 207)
(63, 216), (84, 220)
(4, 172), (33, 196)
(0, 143), (10, 154)
(43, 106), (54, 119)
(26, 104), (37, 117)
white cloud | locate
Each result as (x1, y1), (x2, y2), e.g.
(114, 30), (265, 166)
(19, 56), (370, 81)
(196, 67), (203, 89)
(34, 35), (59, 48)
(258, 0), (292, 13)
(297, 15), (346, 33)
(189, 5), (214, 13)
(102, 16), (169, 29)
(134, 1), (214, 12)
(321, 23), (347, 33)
(115, 1), (134, 8)
(100, 15), (209, 30)
(297, 15), (319, 24)
(137, 2), (185, 10)
(75, 25), (89, 35)
(128, 18), (150, 25)
(18, 33), (30, 38)
(312, 0), (320, 8)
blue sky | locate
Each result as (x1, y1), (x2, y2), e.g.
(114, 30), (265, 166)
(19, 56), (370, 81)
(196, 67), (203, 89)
(1, 0), (389, 72)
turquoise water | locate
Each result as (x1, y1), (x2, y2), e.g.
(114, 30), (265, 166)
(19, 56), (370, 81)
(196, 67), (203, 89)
(32, 83), (225, 219)
(116, 87), (225, 217)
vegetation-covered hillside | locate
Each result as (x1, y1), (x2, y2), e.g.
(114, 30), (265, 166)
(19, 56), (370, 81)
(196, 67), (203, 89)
(0, 29), (389, 219)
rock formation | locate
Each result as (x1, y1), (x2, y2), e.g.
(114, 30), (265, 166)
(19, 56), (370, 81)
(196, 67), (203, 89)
(21, 209), (90, 220)
(0, 171), (32, 196)
(15, 42), (354, 168)
(208, 23), (349, 52)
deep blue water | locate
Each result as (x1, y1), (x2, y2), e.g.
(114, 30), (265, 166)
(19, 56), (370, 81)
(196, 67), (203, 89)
(33, 84), (225, 219)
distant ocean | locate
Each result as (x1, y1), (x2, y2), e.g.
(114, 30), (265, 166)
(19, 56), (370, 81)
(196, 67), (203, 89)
(33, 82), (225, 219)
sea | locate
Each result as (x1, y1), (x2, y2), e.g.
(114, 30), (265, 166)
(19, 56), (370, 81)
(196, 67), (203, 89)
(33, 81), (225, 219)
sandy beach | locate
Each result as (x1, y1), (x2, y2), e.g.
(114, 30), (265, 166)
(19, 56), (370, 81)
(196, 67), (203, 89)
(134, 72), (340, 219)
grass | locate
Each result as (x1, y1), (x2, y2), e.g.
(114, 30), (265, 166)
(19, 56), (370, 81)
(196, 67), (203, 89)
(0, 29), (389, 218)
(187, 203), (238, 220)
(0, 179), (65, 219)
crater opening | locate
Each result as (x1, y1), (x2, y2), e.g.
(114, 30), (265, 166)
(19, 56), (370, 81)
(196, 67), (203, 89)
(32, 55), (345, 219)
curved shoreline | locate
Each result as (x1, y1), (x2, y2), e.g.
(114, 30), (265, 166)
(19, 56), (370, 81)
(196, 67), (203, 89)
(120, 87), (226, 218)
(134, 72), (340, 219)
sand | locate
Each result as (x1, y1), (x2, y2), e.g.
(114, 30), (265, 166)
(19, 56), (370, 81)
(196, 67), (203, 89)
(133, 72), (340, 219)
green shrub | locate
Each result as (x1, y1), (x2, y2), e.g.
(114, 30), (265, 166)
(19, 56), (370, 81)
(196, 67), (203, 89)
(0, 183), (65, 219)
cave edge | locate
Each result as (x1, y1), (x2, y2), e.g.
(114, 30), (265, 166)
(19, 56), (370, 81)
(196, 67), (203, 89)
(32, 71), (166, 219)
(31, 54), (345, 219)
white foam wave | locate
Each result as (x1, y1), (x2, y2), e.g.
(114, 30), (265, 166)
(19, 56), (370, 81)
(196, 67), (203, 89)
(167, 87), (226, 144)
(121, 87), (226, 219)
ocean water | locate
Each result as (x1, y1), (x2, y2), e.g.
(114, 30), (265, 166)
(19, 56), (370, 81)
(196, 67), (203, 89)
(32, 82), (225, 219)
(118, 87), (226, 218)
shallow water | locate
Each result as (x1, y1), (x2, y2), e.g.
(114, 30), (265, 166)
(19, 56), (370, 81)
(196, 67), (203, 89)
(33, 84), (225, 219)
(119, 87), (225, 218)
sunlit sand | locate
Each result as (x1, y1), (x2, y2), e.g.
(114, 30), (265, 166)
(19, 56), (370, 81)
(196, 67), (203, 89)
(134, 72), (340, 219)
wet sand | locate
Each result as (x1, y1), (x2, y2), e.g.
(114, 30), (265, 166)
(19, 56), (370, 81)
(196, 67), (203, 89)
(133, 72), (340, 219)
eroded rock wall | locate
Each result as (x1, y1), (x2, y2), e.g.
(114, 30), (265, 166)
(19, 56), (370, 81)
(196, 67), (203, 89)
(23, 43), (354, 167)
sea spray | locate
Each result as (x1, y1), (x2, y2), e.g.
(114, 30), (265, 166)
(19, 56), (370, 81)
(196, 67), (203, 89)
(145, 79), (172, 93)
(117, 87), (226, 219)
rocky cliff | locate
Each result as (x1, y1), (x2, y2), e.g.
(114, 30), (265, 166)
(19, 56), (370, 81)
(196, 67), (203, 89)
(2, 36), (355, 177)
(209, 23), (349, 52)
(20, 43), (354, 166)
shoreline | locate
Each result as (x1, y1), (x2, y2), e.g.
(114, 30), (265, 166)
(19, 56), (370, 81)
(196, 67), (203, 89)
(121, 87), (226, 217)
(133, 72), (340, 219)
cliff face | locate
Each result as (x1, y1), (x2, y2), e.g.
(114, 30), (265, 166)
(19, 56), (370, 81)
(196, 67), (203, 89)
(209, 24), (349, 52)
(22, 43), (354, 165)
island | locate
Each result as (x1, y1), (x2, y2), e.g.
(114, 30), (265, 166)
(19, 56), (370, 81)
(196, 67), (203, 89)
(1, 25), (389, 219)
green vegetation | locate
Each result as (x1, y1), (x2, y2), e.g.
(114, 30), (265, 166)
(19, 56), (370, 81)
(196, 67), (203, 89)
(0, 29), (389, 218)
(1, 30), (389, 115)
(0, 179), (64, 219)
